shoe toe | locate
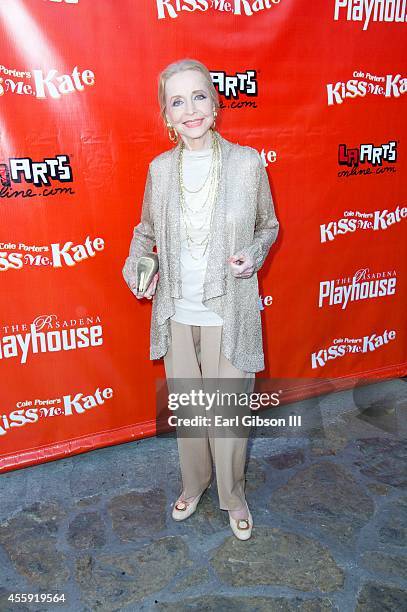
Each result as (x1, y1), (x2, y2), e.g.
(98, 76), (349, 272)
(229, 511), (253, 540)
(171, 493), (202, 521)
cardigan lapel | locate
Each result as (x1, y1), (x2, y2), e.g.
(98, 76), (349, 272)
(167, 145), (182, 299)
(202, 132), (232, 300)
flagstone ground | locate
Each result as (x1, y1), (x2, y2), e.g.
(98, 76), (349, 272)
(1, 378), (406, 611)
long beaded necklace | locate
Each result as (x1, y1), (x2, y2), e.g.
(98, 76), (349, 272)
(178, 131), (221, 260)
(180, 130), (218, 214)
(182, 153), (217, 214)
(181, 150), (214, 195)
(180, 147), (218, 229)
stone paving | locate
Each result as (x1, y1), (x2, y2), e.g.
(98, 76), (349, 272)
(0, 378), (406, 611)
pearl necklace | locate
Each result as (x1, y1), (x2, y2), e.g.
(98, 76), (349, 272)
(178, 131), (221, 260)
(181, 150), (214, 194)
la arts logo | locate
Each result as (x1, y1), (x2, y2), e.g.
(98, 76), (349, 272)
(156, 0), (282, 19)
(338, 139), (397, 176)
(211, 70), (257, 99)
(0, 64), (94, 99)
(0, 154), (74, 199)
(210, 69), (259, 110)
(326, 70), (406, 105)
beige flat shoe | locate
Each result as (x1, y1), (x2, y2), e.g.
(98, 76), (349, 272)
(172, 487), (208, 521)
(229, 502), (253, 540)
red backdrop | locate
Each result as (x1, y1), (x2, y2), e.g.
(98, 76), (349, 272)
(1, 0), (406, 471)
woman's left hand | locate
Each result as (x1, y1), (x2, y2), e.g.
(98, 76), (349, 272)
(228, 253), (255, 279)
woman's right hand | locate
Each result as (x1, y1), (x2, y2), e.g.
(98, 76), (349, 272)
(133, 272), (159, 300)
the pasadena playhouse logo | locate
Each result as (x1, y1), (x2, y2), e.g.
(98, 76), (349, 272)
(0, 313), (103, 365)
(0, 385), (113, 438)
(320, 203), (406, 242)
(0, 236), (105, 271)
(0, 65), (94, 99)
(319, 267), (397, 309)
(327, 70), (406, 105)
(156, 0), (283, 19)
(334, 0), (407, 31)
(0, 154), (74, 200)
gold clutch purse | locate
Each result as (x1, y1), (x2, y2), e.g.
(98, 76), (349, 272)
(134, 252), (159, 296)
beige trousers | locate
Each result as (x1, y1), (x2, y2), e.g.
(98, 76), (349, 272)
(164, 319), (255, 511)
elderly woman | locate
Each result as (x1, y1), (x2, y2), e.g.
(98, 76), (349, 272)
(122, 58), (279, 540)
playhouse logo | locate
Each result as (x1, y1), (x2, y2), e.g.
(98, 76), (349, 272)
(320, 204), (407, 242)
(318, 267), (397, 309)
(156, 0), (282, 19)
(338, 139), (397, 173)
(0, 235), (105, 271)
(334, 0), (407, 31)
(326, 70), (406, 105)
(0, 314), (103, 365)
(0, 64), (95, 99)
(0, 386), (113, 437)
(311, 328), (397, 369)
(0, 154), (74, 200)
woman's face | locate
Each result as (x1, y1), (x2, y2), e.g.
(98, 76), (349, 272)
(164, 69), (214, 149)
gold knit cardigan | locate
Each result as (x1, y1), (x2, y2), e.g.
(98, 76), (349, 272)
(122, 131), (279, 373)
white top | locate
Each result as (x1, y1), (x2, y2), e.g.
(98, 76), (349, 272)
(170, 145), (223, 326)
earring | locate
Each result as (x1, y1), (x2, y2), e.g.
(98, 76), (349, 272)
(212, 109), (218, 130)
(166, 122), (179, 144)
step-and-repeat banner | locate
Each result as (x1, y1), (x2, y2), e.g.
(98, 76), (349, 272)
(1, 0), (406, 471)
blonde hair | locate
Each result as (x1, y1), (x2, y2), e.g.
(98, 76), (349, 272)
(157, 58), (220, 131)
